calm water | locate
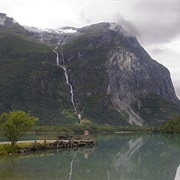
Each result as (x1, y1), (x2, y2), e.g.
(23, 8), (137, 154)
(1, 134), (180, 180)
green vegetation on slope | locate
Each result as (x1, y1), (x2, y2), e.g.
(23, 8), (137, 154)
(0, 30), (78, 124)
(132, 94), (180, 126)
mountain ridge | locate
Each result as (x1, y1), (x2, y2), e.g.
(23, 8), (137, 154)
(0, 13), (180, 126)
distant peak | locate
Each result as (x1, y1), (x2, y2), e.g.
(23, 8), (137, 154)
(0, 12), (18, 26)
(0, 13), (6, 17)
(0, 13), (6, 25)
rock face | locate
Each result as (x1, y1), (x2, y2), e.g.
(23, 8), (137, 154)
(52, 22), (179, 126)
(0, 13), (26, 34)
(105, 24), (180, 125)
(1, 14), (180, 126)
(0, 13), (19, 27)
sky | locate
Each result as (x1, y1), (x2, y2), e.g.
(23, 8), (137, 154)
(0, 0), (180, 98)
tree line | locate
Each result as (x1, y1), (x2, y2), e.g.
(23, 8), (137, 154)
(0, 110), (180, 147)
(161, 116), (180, 133)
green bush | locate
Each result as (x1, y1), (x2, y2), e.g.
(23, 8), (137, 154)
(0, 144), (19, 155)
(161, 116), (180, 133)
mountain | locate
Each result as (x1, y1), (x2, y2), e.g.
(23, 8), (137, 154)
(0, 13), (180, 126)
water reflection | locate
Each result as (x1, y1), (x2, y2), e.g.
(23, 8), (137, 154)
(175, 165), (180, 180)
(0, 134), (180, 180)
(110, 137), (144, 179)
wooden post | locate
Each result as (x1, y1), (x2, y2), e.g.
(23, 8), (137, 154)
(69, 139), (71, 148)
(71, 140), (74, 148)
(34, 141), (37, 150)
(44, 140), (46, 149)
(56, 140), (59, 148)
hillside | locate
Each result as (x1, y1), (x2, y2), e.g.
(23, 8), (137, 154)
(0, 13), (180, 126)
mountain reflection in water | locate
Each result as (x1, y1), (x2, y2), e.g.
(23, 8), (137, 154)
(0, 134), (180, 180)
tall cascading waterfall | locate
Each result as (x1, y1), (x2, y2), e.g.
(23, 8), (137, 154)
(53, 47), (82, 124)
(39, 34), (82, 123)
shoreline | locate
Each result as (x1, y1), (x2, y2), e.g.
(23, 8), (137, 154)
(0, 139), (96, 155)
(0, 140), (55, 145)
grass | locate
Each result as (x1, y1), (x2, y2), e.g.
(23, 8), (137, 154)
(0, 143), (31, 156)
(0, 141), (50, 156)
(32, 124), (159, 134)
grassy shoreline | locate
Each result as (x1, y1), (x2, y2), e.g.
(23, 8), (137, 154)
(0, 140), (58, 156)
(32, 125), (160, 133)
(0, 125), (160, 156)
(0, 142), (32, 156)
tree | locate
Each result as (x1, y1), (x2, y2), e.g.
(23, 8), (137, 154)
(161, 116), (180, 133)
(0, 110), (38, 146)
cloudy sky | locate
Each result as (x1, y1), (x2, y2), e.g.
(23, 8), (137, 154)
(1, 0), (180, 98)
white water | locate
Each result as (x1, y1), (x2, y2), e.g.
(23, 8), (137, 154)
(69, 151), (77, 180)
(53, 48), (60, 66)
(53, 47), (82, 124)
(61, 65), (77, 113)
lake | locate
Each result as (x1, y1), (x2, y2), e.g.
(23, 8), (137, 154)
(1, 133), (180, 180)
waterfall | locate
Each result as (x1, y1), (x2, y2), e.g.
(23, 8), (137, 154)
(61, 65), (77, 113)
(53, 47), (82, 124)
(40, 33), (82, 123)
(53, 48), (60, 66)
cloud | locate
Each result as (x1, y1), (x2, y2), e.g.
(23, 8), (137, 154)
(114, 16), (140, 37)
(175, 85), (180, 99)
(72, 1), (180, 46)
(149, 48), (167, 55)
(131, 1), (180, 45)
(2, 0), (180, 46)
(78, 2), (119, 25)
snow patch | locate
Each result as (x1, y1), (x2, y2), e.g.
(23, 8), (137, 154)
(59, 29), (77, 34)
(25, 26), (77, 34)
(24, 26), (49, 33)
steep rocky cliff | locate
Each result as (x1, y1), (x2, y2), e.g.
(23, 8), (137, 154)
(0, 14), (180, 126)
(49, 22), (179, 126)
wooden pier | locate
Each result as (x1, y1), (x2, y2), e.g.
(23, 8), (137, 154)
(55, 139), (96, 148)
(18, 136), (96, 153)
